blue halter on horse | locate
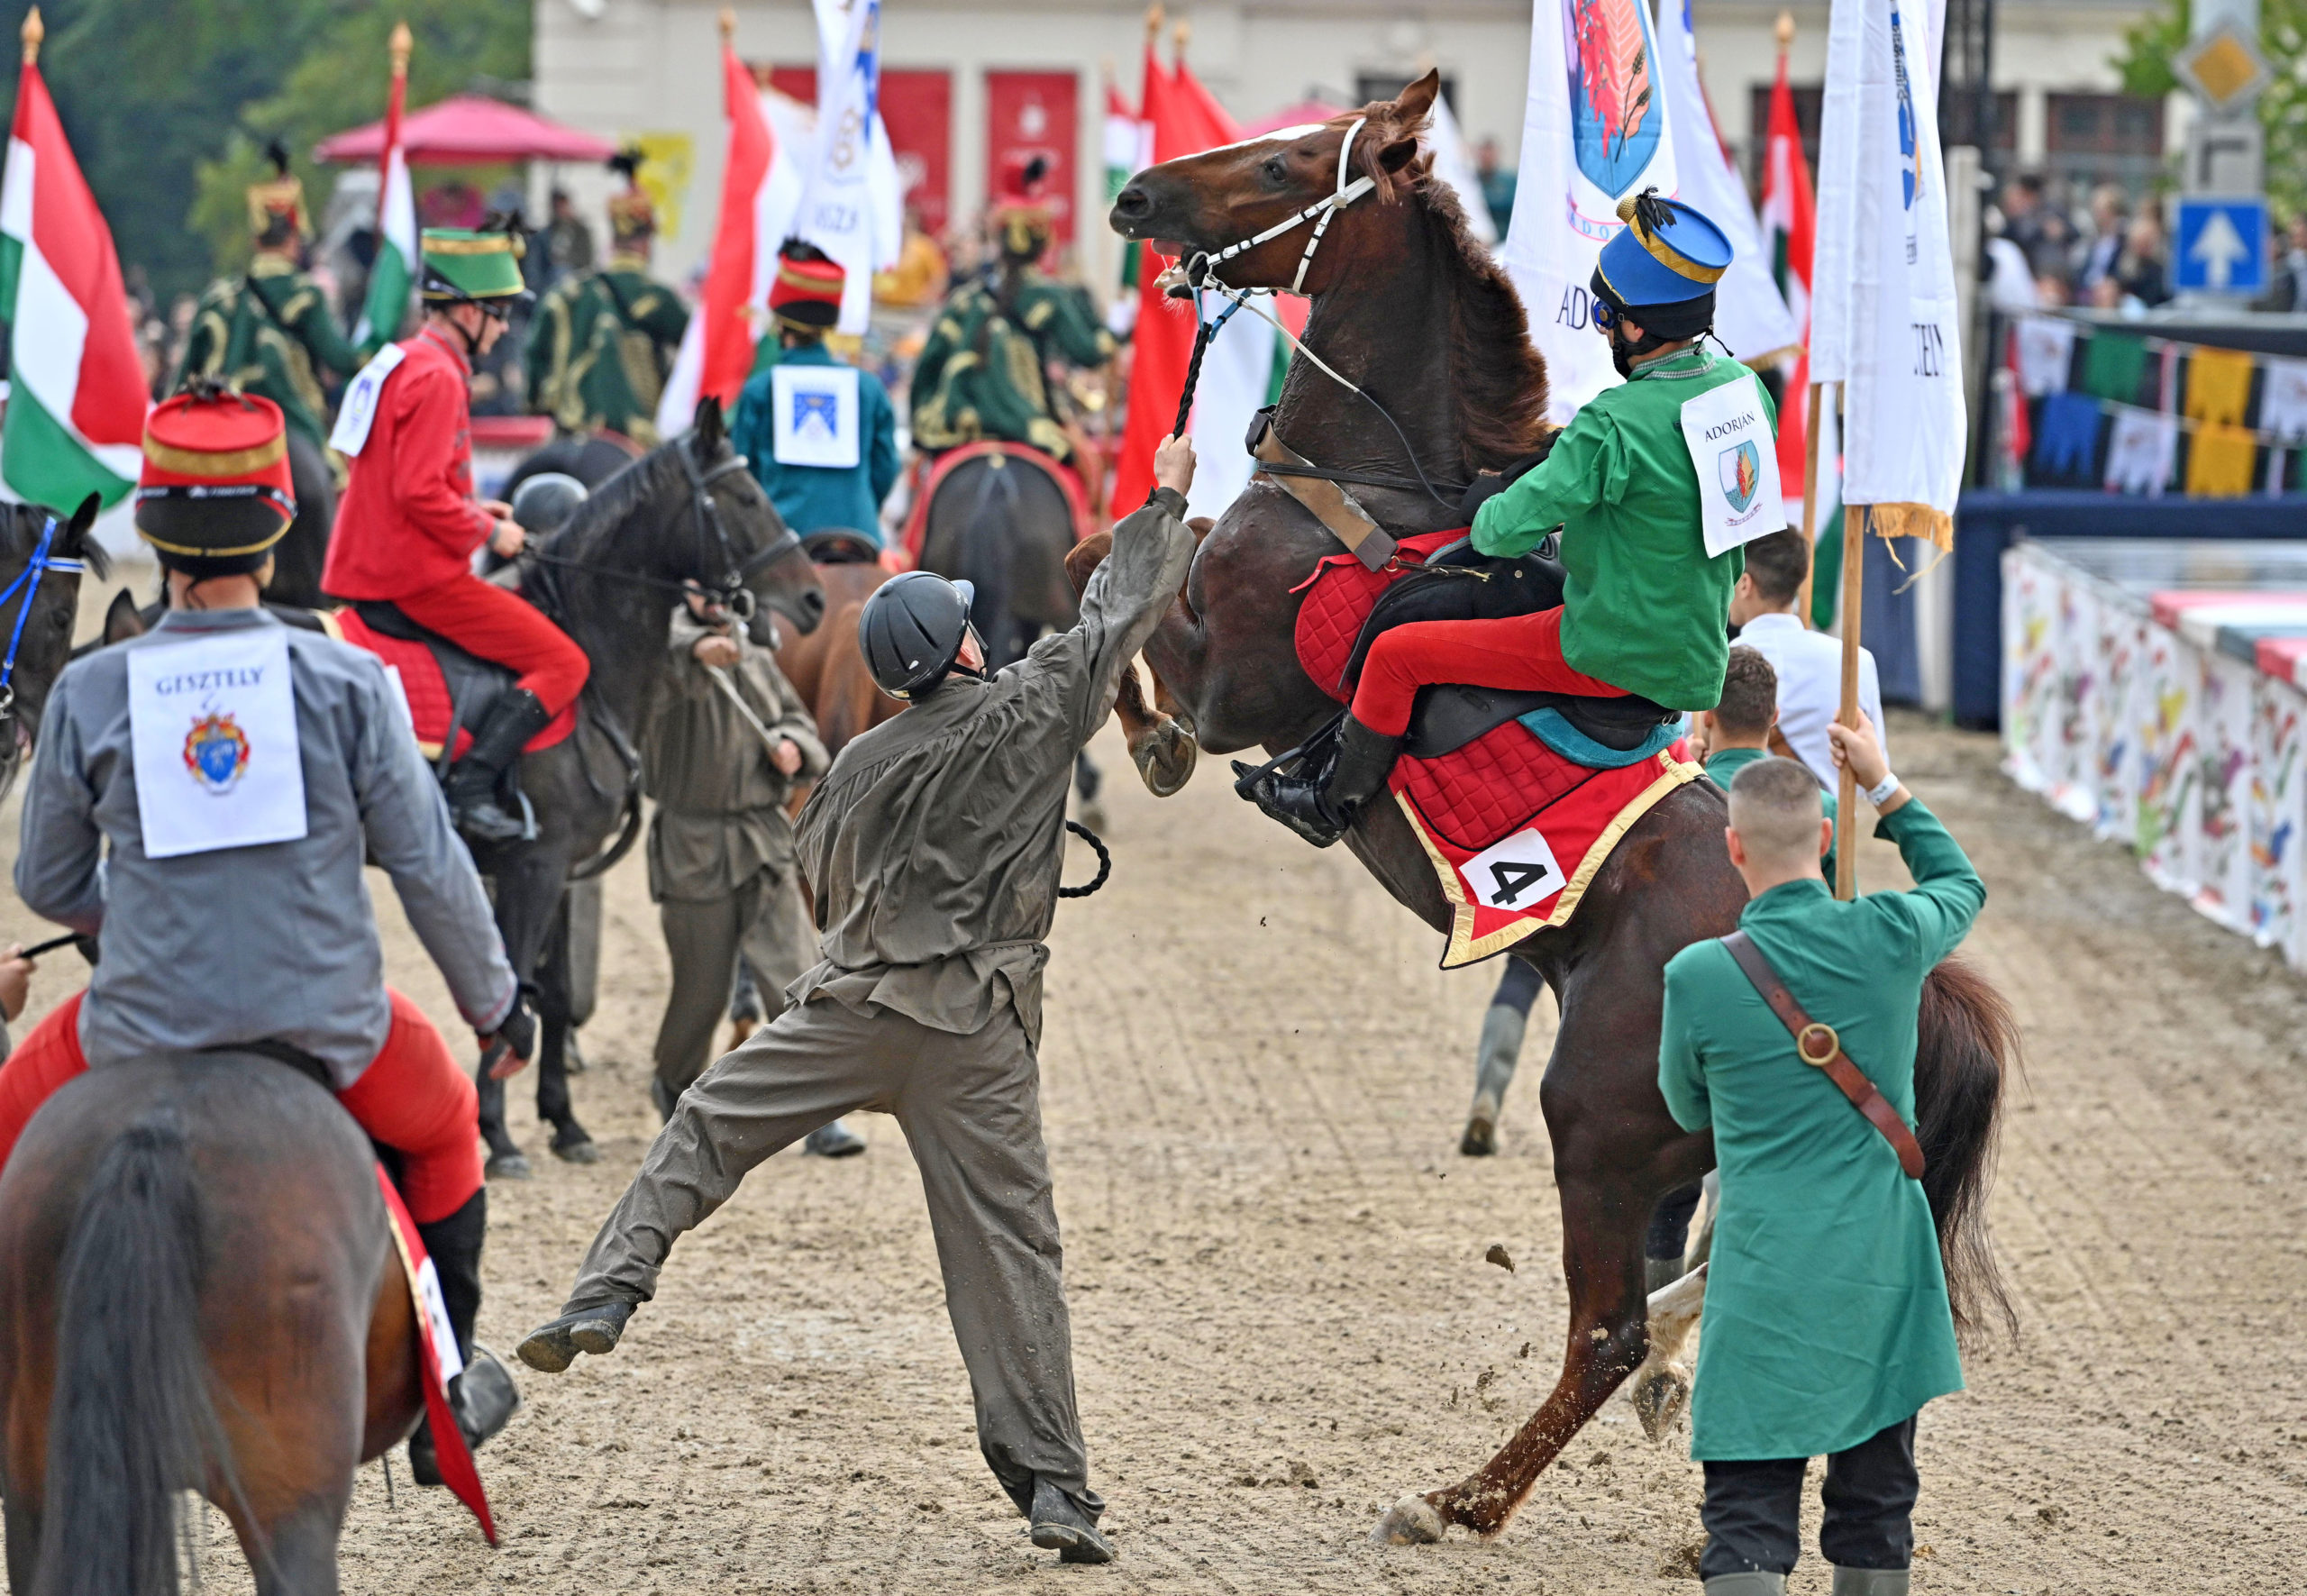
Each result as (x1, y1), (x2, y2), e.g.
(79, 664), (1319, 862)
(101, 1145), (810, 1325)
(0, 515), (86, 725)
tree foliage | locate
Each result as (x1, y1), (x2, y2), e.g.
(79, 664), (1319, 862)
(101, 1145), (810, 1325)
(0, 0), (527, 302)
(2117, 0), (2307, 218)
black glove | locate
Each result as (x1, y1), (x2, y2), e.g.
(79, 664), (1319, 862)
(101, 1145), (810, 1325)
(481, 986), (538, 1069)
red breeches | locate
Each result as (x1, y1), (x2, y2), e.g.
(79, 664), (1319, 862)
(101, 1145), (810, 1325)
(1349, 606), (1628, 737)
(0, 990), (481, 1224)
(394, 576), (591, 716)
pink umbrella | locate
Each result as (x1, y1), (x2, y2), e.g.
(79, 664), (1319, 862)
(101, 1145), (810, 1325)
(315, 94), (617, 167)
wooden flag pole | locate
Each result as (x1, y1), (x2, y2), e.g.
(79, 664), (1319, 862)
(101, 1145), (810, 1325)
(1833, 501), (1866, 899)
(1794, 378), (1824, 629)
(21, 6), (40, 65)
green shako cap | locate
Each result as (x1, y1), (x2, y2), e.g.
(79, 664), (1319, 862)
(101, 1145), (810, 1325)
(420, 228), (525, 301)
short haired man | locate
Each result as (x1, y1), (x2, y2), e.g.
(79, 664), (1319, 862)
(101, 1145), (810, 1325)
(1701, 645), (1837, 882)
(1724, 529), (1883, 789)
(1658, 717), (1984, 1596)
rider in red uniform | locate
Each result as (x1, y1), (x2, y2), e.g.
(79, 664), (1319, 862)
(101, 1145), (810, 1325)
(324, 228), (590, 844)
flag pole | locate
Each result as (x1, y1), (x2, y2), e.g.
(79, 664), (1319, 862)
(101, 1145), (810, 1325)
(1834, 501), (1866, 899)
(1795, 378), (1823, 629)
(20, 6), (40, 65)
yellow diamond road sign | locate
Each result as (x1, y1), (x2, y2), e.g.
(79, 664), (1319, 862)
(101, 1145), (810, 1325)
(2175, 25), (2272, 114)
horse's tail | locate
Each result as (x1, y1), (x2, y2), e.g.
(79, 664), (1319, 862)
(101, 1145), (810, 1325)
(946, 459), (1020, 661)
(36, 1113), (235, 1596)
(1913, 955), (2023, 1343)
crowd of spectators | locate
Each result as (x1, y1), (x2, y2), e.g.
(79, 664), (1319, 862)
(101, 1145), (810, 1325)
(1988, 170), (2307, 317)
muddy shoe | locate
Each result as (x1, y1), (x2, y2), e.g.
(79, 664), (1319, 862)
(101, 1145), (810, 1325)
(517, 1300), (635, 1373)
(804, 1117), (867, 1158)
(1028, 1478), (1115, 1564)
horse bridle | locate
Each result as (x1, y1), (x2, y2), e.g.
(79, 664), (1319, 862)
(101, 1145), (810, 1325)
(1181, 117), (1378, 298)
(0, 516), (84, 727)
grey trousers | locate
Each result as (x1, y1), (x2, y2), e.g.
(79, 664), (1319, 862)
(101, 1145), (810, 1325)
(569, 995), (1099, 1519)
(652, 871), (809, 1097)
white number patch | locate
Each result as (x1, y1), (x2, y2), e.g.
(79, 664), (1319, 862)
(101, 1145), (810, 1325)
(1464, 826), (1568, 911)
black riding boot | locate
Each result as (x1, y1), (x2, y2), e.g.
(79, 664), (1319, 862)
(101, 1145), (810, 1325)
(444, 688), (552, 845)
(408, 1189), (522, 1486)
(1236, 714), (1402, 848)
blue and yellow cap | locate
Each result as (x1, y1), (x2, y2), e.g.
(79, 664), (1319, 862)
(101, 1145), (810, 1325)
(1592, 188), (1733, 312)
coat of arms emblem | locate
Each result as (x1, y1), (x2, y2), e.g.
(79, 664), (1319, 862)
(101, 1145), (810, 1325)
(1719, 440), (1762, 513)
(183, 712), (251, 794)
(1567, 0), (1663, 198)
(791, 389), (843, 444)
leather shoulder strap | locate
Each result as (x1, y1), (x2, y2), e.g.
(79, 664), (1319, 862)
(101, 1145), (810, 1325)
(1719, 930), (1926, 1181)
(1252, 424), (1398, 571)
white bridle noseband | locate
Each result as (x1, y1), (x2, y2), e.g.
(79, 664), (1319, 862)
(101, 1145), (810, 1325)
(1186, 117), (1377, 296)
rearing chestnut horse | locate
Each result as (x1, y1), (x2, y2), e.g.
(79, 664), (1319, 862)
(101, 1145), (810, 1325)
(1102, 75), (2016, 1543)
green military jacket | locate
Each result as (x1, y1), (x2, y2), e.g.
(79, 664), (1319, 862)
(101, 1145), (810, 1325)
(1658, 797), (1983, 1461)
(1471, 348), (1771, 711)
(176, 255), (368, 448)
(524, 263), (690, 444)
(908, 271), (1115, 463)
(1706, 745), (1837, 883)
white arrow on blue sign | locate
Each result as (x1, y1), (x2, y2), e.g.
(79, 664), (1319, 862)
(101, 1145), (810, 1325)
(2175, 199), (2268, 293)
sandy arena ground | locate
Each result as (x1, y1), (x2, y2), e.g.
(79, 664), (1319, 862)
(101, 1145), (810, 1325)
(6, 566), (2304, 1592)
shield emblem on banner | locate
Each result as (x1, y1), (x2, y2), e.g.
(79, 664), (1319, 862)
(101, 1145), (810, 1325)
(791, 390), (841, 442)
(1718, 441), (1761, 513)
(1566, 0), (1663, 197)
(183, 713), (251, 794)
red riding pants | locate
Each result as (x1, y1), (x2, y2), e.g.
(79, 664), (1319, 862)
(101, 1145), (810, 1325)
(0, 990), (482, 1224)
(394, 576), (591, 717)
(1349, 606), (1628, 737)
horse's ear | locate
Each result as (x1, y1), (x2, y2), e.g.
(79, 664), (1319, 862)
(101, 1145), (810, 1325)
(693, 395), (726, 451)
(65, 492), (100, 545)
(1392, 69), (1440, 127)
(102, 588), (145, 643)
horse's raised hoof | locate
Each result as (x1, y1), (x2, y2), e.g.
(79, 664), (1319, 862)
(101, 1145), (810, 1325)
(1629, 1360), (1692, 1441)
(1131, 720), (1199, 798)
(1460, 1094), (1500, 1156)
(1372, 1494), (1447, 1546)
(551, 1126), (599, 1164)
(486, 1149), (533, 1181)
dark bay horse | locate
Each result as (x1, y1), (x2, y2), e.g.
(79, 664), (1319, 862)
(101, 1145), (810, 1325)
(469, 398), (825, 1175)
(918, 451), (1081, 669)
(0, 1054), (425, 1590)
(0, 496), (105, 801)
(260, 431), (338, 610)
(1103, 76), (2017, 1543)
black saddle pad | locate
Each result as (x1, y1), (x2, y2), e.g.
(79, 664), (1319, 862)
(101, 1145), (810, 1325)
(1337, 542), (1567, 690)
(351, 600), (519, 758)
(1403, 684), (1677, 760)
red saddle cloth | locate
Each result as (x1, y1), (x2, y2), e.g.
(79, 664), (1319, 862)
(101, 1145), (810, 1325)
(898, 440), (1094, 569)
(326, 608), (577, 762)
(1291, 531), (1700, 967)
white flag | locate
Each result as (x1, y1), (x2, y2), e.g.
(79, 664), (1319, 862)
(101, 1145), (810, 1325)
(801, 0), (902, 334)
(1809, 0), (1965, 547)
(1653, 0), (1800, 365)
(1501, 0), (1682, 421)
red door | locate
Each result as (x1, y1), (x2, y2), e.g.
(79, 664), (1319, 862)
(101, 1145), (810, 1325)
(985, 71), (1079, 245)
(763, 64), (953, 238)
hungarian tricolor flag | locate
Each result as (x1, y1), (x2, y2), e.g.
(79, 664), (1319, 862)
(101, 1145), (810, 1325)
(1104, 82), (1145, 294)
(353, 40), (416, 348)
(1759, 49), (1815, 525)
(0, 52), (144, 511)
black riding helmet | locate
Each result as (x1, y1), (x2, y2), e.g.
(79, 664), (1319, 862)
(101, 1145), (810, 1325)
(861, 570), (980, 699)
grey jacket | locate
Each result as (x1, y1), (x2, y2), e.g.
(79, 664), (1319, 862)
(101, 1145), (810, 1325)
(15, 607), (516, 1087)
(642, 607), (830, 904)
(791, 488), (1193, 1044)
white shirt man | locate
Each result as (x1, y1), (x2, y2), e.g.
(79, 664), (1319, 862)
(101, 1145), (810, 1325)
(1723, 529), (1885, 789)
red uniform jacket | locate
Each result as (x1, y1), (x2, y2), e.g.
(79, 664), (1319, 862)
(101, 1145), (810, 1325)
(323, 326), (496, 601)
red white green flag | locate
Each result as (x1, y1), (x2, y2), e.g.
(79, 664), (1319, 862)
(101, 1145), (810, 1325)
(0, 53), (145, 511)
(1759, 48), (1816, 524)
(353, 41), (416, 347)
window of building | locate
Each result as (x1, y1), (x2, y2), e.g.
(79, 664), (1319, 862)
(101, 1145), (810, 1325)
(2045, 92), (2165, 196)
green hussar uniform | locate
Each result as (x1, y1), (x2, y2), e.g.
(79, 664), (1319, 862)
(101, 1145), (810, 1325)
(524, 150), (689, 444)
(909, 153), (1114, 465)
(176, 152), (367, 450)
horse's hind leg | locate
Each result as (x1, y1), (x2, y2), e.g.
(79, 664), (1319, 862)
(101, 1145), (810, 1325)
(5, 1492), (41, 1591)
(233, 1493), (348, 1596)
(534, 896), (596, 1163)
(1462, 958), (1544, 1156)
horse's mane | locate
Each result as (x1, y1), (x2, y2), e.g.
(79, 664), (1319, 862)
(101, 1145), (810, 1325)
(1337, 100), (1554, 473)
(549, 442), (681, 559)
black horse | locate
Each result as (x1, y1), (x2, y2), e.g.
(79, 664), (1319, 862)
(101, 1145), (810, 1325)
(916, 451), (1083, 670)
(469, 398), (825, 1176)
(260, 430), (338, 610)
(0, 496), (106, 801)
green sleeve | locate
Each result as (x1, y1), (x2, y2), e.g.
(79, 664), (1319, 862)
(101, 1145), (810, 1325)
(641, 287), (689, 345)
(908, 311), (961, 416)
(1041, 286), (1117, 369)
(1656, 956), (1712, 1133)
(174, 303), (228, 391)
(866, 376), (900, 508)
(287, 285), (366, 378)
(523, 293), (567, 415)
(1470, 407), (1618, 555)
(1871, 797), (1986, 965)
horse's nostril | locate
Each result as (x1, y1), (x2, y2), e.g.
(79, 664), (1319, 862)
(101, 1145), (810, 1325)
(1114, 185), (1153, 221)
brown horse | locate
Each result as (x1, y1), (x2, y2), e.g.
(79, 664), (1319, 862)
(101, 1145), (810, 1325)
(1100, 75), (2017, 1542)
(774, 559), (902, 766)
(0, 1054), (426, 1591)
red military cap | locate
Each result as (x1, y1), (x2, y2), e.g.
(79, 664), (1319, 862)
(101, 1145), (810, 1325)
(994, 152), (1055, 258)
(768, 238), (844, 332)
(135, 387), (296, 575)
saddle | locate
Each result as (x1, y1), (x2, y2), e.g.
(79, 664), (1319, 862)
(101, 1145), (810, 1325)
(1334, 536), (1678, 761)
(330, 599), (577, 766)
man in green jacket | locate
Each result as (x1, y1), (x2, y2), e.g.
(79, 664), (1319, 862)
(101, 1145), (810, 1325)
(524, 150), (690, 444)
(1242, 190), (1782, 847)
(730, 242), (900, 556)
(1658, 716), (1983, 1596)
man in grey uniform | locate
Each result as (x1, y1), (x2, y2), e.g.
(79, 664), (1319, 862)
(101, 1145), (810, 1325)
(520, 434), (1199, 1564)
(643, 588), (859, 1157)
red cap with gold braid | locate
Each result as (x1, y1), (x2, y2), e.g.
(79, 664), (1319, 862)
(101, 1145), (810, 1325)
(134, 386), (297, 577)
(768, 239), (844, 333)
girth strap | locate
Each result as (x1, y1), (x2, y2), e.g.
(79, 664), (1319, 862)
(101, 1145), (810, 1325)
(1718, 930), (1927, 1181)
(1251, 421), (1397, 572)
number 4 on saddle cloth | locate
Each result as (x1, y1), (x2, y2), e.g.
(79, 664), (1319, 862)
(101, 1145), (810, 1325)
(1291, 529), (1702, 968)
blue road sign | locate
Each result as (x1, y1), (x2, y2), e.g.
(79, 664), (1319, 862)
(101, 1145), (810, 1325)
(2174, 198), (2267, 294)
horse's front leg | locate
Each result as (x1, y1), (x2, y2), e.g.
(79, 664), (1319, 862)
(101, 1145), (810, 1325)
(533, 887), (595, 1162)
(1062, 531), (1199, 797)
